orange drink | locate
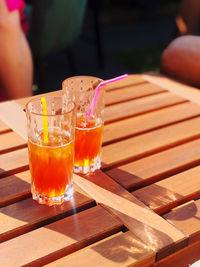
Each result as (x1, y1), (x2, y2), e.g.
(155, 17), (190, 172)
(26, 95), (76, 206)
(63, 76), (105, 174)
(74, 116), (103, 173)
(28, 130), (74, 205)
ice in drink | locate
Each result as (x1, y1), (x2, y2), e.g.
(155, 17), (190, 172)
(28, 129), (74, 206)
(74, 115), (103, 173)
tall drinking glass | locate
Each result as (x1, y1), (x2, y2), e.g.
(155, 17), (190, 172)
(26, 95), (76, 206)
(62, 76), (105, 174)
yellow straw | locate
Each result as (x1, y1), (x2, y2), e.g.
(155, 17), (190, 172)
(41, 97), (48, 143)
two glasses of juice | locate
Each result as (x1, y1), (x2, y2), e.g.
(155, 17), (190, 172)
(26, 76), (105, 206)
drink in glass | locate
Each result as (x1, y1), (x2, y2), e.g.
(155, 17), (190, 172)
(62, 76), (105, 174)
(26, 95), (76, 206)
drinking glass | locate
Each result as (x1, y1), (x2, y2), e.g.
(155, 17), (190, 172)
(26, 95), (76, 206)
(62, 76), (105, 174)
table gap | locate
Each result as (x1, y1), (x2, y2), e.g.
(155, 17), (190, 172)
(105, 160), (200, 194)
(105, 90), (167, 107)
(103, 114), (200, 147)
(127, 159), (200, 192)
(104, 99), (188, 125)
(0, 192), (32, 208)
(0, 199), (97, 244)
(155, 192), (200, 215)
(27, 226), (124, 267)
(102, 133), (200, 172)
(0, 144), (27, 155)
(0, 165), (29, 179)
(0, 129), (12, 135)
(106, 80), (149, 92)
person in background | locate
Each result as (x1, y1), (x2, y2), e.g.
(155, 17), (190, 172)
(0, 0), (33, 101)
(160, 1), (200, 88)
(160, 35), (200, 88)
(175, 0), (200, 35)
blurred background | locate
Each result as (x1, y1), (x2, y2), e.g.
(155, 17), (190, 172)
(25, 0), (181, 94)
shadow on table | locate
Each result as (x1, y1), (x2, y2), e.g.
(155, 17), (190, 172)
(1, 166), (198, 265)
(107, 167), (200, 214)
(164, 201), (200, 221)
(0, 172), (31, 208)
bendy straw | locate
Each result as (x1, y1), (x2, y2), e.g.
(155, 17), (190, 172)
(86, 74), (128, 123)
(41, 97), (48, 143)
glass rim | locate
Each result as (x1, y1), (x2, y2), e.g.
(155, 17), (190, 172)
(25, 95), (76, 117)
(62, 75), (103, 88)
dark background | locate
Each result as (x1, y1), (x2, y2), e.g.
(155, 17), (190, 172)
(26, 0), (180, 94)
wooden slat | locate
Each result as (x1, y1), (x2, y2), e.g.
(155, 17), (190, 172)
(153, 239), (200, 267)
(15, 90), (63, 109)
(0, 131), (26, 154)
(102, 117), (200, 170)
(0, 100), (27, 141)
(46, 231), (155, 267)
(1, 91), (185, 144)
(163, 200), (200, 244)
(103, 102), (200, 145)
(0, 84), (164, 152)
(0, 171), (92, 208)
(0, 170), (31, 207)
(143, 72), (200, 105)
(1, 74), (199, 266)
(105, 83), (166, 106)
(0, 120), (10, 133)
(133, 166), (200, 214)
(2, 102), (197, 179)
(74, 171), (187, 260)
(106, 74), (146, 91)
(0, 205), (122, 266)
(15, 75), (146, 109)
(0, 184), (95, 243)
(0, 91), (63, 141)
(106, 138), (200, 190)
(0, 148), (28, 177)
(104, 92), (187, 124)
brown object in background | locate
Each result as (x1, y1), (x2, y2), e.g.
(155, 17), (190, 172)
(160, 35), (200, 88)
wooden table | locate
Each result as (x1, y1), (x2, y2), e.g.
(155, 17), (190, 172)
(1, 73), (200, 266)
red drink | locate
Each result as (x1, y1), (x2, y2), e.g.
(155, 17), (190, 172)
(28, 130), (74, 205)
(74, 115), (103, 173)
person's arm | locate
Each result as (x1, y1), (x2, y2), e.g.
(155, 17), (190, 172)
(0, 0), (33, 99)
(160, 35), (200, 88)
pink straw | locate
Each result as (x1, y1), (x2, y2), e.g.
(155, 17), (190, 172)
(86, 74), (128, 123)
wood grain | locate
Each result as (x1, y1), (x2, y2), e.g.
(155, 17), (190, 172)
(102, 117), (200, 169)
(163, 200), (200, 244)
(104, 92), (187, 124)
(0, 205), (122, 266)
(0, 131), (26, 154)
(143, 72), (200, 105)
(106, 138), (200, 190)
(105, 83), (165, 106)
(46, 231), (155, 267)
(103, 102), (200, 145)
(0, 184), (95, 243)
(74, 170), (187, 260)
(106, 74), (146, 91)
(133, 166), (200, 214)
(0, 148), (29, 177)
(0, 120), (10, 133)
(0, 170), (31, 207)
(1, 74), (200, 265)
(153, 239), (200, 267)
